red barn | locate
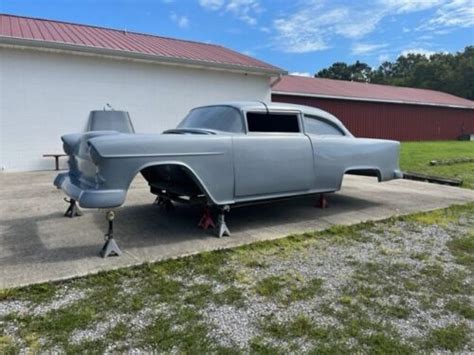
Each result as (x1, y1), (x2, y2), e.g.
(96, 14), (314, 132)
(272, 75), (474, 141)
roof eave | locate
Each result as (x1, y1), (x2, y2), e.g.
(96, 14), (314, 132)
(0, 36), (286, 76)
(272, 90), (474, 110)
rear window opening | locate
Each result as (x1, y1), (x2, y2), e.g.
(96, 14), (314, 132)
(246, 112), (300, 133)
(304, 115), (345, 136)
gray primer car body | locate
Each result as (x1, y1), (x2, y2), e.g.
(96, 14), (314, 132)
(54, 102), (402, 210)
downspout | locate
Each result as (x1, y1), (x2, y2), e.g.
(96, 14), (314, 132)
(270, 74), (283, 88)
(269, 74), (283, 103)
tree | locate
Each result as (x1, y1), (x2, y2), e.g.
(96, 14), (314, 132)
(313, 47), (474, 99)
(316, 62), (353, 81)
(370, 61), (393, 84)
(349, 61), (372, 82)
(316, 61), (372, 82)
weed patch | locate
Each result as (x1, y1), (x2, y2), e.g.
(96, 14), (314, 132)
(447, 232), (474, 267)
(445, 298), (474, 319)
(427, 323), (470, 351)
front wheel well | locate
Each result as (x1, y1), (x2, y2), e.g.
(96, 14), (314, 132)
(139, 164), (209, 201)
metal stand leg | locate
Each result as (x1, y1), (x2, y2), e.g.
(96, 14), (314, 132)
(64, 198), (83, 218)
(163, 199), (174, 212)
(154, 196), (174, 212)
(216, 206), (231, 238)
(316, 194), (329, 209)
(100, 211), (122, 258)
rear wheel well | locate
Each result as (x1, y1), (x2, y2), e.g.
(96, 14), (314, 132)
(345, 168), (382, 181)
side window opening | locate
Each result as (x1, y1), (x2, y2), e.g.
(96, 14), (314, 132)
(304, 115), (345, 136)
(246, 112), (300, 133)
(178, 106), (244, 133)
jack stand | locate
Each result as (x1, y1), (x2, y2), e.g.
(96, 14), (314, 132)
(100, 211), (122, 258)
(316, 194), (329, 209)
(216, 206), (231, 238)
(153, 196), (174, 212)
(64, 198), (83, 218)
(198, 206), (215, 230)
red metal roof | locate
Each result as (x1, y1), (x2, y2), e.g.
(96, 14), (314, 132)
(273, 75), (474, 109)
(0, 14), (283, 74)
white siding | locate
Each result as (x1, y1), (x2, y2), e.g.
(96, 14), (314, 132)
(0, 47), (271, 171)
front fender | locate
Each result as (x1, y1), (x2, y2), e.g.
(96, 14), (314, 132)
(87, 134), (235, 206)
(130, 161), (227, 205)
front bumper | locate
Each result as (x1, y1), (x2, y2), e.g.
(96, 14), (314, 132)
(54, 173), (126, 209)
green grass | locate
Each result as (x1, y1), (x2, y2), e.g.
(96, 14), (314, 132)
(255, 275), (288, 297)
(1, 283), (57, 303)
(445, 298), (474, 320)
(447, 231), (474, 267)
(262, 314), (331, 340)
(400, 141), (474, 189)
(427, 323), (470, 351)
(0, 336), (19, 355)
(403, 206), (459, 226)
(261, 311), (414, 354)
(1, 203), (473, 353)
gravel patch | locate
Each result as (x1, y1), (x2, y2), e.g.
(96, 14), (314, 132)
(0, 300), (31, 317)
(32, 288), (88, 316)
(203, 300), (279, 349)
(70, 304), (170, 345)
(70, 314), (126, 344)
(204, 219), (473, 351)
(0, 287), (89, 318)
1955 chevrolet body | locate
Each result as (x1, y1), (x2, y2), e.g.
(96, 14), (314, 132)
(55, 102), (402, 211)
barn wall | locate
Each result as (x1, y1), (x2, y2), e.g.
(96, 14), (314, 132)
(272, 94), (474, 141)
(0, 47), (271, 171)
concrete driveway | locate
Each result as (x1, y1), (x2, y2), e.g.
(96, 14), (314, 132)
(1, 171), (473, 288)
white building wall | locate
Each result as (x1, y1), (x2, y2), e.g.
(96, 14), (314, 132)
(0, 47), (271, 171)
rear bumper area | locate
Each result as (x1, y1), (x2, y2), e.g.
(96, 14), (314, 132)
(54, 173), (126, 209)
(379, 169), (403, 182)
(393, 170), (404, 179)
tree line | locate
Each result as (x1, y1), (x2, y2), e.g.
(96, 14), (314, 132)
(315, 46), (473, 100)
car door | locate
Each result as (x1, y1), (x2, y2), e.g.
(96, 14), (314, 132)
(232, 110), (314, 198)
(303, 114), (349, 191)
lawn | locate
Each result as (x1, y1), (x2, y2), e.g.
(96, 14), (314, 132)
(400, 141), (474, 189)
(1, 203), (473, 353)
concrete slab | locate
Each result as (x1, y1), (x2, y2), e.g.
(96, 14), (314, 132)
(1, 171), (473, 288)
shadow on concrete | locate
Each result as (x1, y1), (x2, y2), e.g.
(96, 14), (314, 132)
(0, 211), (100, 265)
(89, 192), (382, 246)
(0, 192), (381, 266)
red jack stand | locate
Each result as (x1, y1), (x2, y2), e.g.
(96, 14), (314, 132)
(198, 206), (215, 230)
(316, 194), (329, 209)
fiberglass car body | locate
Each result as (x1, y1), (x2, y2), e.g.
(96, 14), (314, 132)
(55, 102), (402, 211)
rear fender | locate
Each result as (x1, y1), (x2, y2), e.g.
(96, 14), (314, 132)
(338, 166), (383, 190)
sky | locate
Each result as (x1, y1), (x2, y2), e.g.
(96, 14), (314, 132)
(2, 0), (473, 75)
